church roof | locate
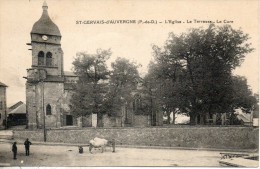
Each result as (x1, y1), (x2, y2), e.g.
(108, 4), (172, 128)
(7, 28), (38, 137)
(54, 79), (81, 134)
(31, 1), (61, 36)
(64, 71), (78, 77)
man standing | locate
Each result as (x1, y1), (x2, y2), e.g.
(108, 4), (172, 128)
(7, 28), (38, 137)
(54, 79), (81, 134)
(12, 142), (17, 160)
(24, 138), (32, 156)
(111, 139), (116, 153)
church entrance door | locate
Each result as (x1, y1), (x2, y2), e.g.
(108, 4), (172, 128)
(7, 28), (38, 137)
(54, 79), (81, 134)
(66, 115), (73, 126)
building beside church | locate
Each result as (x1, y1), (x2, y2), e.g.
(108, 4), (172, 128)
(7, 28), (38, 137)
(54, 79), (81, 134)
(25, 2), (163, 129)
(7, 101), (27, 126)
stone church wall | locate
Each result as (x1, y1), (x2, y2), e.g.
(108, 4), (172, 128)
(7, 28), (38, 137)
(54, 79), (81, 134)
(133, 115), (150, 127)
(13, 127), (258, 150)
(26, 83), (37, 129)
(31, 42), (63, 76)
(103, 114), (123, 127)
(103, 114), (115, 127)
(156, 111), (163, 126)
(27, 82), (64, 129)
(82, 115), (92, 127)
(43, 82), (64, 128)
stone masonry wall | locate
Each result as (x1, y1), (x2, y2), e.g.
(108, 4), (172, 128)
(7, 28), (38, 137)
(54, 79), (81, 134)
(39, 82), (64, 128)
(13, 127), (258, 149)
(26, 83), (37, 129)
(0, 87), (6, 126)
(133, 115), (149, 127)
(31, 36), (63, 76)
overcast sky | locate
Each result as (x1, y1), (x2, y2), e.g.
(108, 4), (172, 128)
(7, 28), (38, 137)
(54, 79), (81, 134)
(0, 0), (259, 106)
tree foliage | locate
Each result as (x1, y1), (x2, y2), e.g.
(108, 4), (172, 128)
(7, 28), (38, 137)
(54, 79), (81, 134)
(70, 24), (256, 127)
(70, 49), (111, 127)
(105, 57), (141, 116)
(149, 24), (254, 124)
(231, 76), (257, 113)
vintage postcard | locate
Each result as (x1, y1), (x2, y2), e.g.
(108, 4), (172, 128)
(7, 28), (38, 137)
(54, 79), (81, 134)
(0, 0), (259, 167)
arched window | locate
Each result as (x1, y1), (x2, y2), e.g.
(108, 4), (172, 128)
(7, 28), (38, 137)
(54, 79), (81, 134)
(133, 94), (141, 112)
(38, 51), (44, 66)
(46, 52), (52, 66)
(46, 104), (52, 115)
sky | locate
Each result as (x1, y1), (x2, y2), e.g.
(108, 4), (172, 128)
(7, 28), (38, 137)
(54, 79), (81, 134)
(0, 0), (259, 107)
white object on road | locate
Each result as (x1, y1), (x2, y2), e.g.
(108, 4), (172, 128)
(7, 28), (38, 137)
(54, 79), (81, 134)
(90, 137), (108, 147)
(89, 137), (108, 153)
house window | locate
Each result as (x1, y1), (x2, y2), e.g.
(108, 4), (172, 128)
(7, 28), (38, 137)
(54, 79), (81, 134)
(46, 104), (52, 115)
(0, 101), (2, 110)
(46, 52), (52, 66)
(38, 51), (45, 66)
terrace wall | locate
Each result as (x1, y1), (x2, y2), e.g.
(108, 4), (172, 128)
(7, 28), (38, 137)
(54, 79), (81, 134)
(13, 126), (258, 150)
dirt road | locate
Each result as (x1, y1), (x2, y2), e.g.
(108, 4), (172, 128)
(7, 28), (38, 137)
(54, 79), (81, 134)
(0, 142), (225, 167)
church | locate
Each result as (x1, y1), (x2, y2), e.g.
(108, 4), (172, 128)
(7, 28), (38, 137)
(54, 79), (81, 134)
(25, 1), (78, 129)
(25, 2), (163, 129)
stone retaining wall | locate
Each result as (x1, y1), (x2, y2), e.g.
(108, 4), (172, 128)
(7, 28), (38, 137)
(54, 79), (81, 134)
(13, 127), (258, 149)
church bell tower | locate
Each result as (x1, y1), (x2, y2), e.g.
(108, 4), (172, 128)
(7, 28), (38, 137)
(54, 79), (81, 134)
(26, 1), (64, 129)
(30, 1), (63, 76)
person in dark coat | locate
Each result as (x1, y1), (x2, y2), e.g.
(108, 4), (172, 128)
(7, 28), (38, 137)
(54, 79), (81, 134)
(12, 142), (17, 160)
(78, 146), (83, 154)
(111, 139), (116, 153)
(24, 138), (32, 156)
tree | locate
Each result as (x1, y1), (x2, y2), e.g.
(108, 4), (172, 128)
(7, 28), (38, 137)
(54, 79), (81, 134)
(228, 76), (257, 125)
(152, 24), (254, 124)
(144, 58), (188, 125)
(105, 57), (141, 117)
(231, 76), (257, 113)
(142, 62), (160, 125)
(70, 49), (111, 127)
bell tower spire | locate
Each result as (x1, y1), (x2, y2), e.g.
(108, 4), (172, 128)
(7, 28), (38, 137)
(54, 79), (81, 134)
(29, 0), (63, 76)
(42, 1), (48, 11)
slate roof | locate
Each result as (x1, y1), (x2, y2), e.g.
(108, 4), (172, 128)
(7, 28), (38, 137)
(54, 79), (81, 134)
(8, 102), (26, 115)
(9, 101), (23, 110)
(31, 2), (61, 36)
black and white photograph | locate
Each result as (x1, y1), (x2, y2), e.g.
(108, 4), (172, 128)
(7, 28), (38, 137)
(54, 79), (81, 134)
(0, 0), (259, 167)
